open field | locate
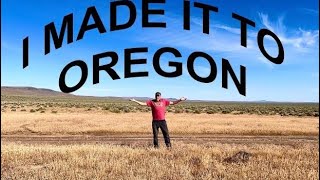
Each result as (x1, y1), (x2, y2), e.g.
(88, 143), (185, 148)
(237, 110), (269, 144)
(1, 112), (319, 136)
(1, 92), (319, 179)
(1, 94), (319, 117)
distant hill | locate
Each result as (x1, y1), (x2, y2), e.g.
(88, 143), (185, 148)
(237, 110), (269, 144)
(0, 86), (157, 101)
(2, 86), (317, 104)
(1, 86), (72, 97)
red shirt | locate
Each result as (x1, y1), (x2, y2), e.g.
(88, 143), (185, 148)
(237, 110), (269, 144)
(146, 99), (170, 120)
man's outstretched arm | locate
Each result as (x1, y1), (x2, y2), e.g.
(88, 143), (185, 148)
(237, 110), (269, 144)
(170, 97), (187, 105)
(130, 99), (147, 106)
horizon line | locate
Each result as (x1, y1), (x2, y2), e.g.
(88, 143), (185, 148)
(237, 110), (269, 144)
(1, 85), (319, 103)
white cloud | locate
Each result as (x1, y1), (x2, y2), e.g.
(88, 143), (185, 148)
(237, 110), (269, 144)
(213, 24), (240, 35)
(258, 13), (319, 49)
(301, 8), (319, 16)
(132, 12), (318, 68)
(135, 15), (246, 53)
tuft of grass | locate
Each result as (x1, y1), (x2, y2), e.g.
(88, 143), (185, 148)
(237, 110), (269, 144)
(194, 109), (201, 114)
(110, 108), (121, 113)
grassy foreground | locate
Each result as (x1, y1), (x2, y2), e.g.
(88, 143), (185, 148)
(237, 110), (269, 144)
(1, 142), (318, 180)
(1, 95), (319, 179)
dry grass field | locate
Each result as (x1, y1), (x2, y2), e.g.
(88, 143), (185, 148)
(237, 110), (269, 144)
(1, 142), (318, 180)
(1, 92), (319, 179)
(1, 111), (319, 136)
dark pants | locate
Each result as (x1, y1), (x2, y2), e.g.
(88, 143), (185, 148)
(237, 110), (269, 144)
(152, 120), (171, 148)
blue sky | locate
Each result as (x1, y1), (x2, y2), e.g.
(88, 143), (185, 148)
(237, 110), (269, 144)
(1, 0), (319, 102)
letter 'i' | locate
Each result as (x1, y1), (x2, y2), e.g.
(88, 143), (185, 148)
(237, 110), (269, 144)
(23, 37), (29, 68)
(183, 0), (190, 30)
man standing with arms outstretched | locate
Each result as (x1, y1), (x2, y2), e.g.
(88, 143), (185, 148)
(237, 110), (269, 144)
(130, 92), (187, 148)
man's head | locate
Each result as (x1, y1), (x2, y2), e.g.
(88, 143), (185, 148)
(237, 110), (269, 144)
(155, 92), (161, 101)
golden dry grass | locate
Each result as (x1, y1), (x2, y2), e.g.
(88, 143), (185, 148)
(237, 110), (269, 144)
(1, 109), (319, 179)
(1, 112), (319, 136)
(1, 142), (318, 180)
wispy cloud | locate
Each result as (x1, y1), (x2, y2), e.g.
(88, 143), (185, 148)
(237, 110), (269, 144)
(132, 11), (318, 68)
(300, 8), (319, 16)
(258, 13), (319, 50)
(213, 24), (241, 35)
(134, 15), (247, 53)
